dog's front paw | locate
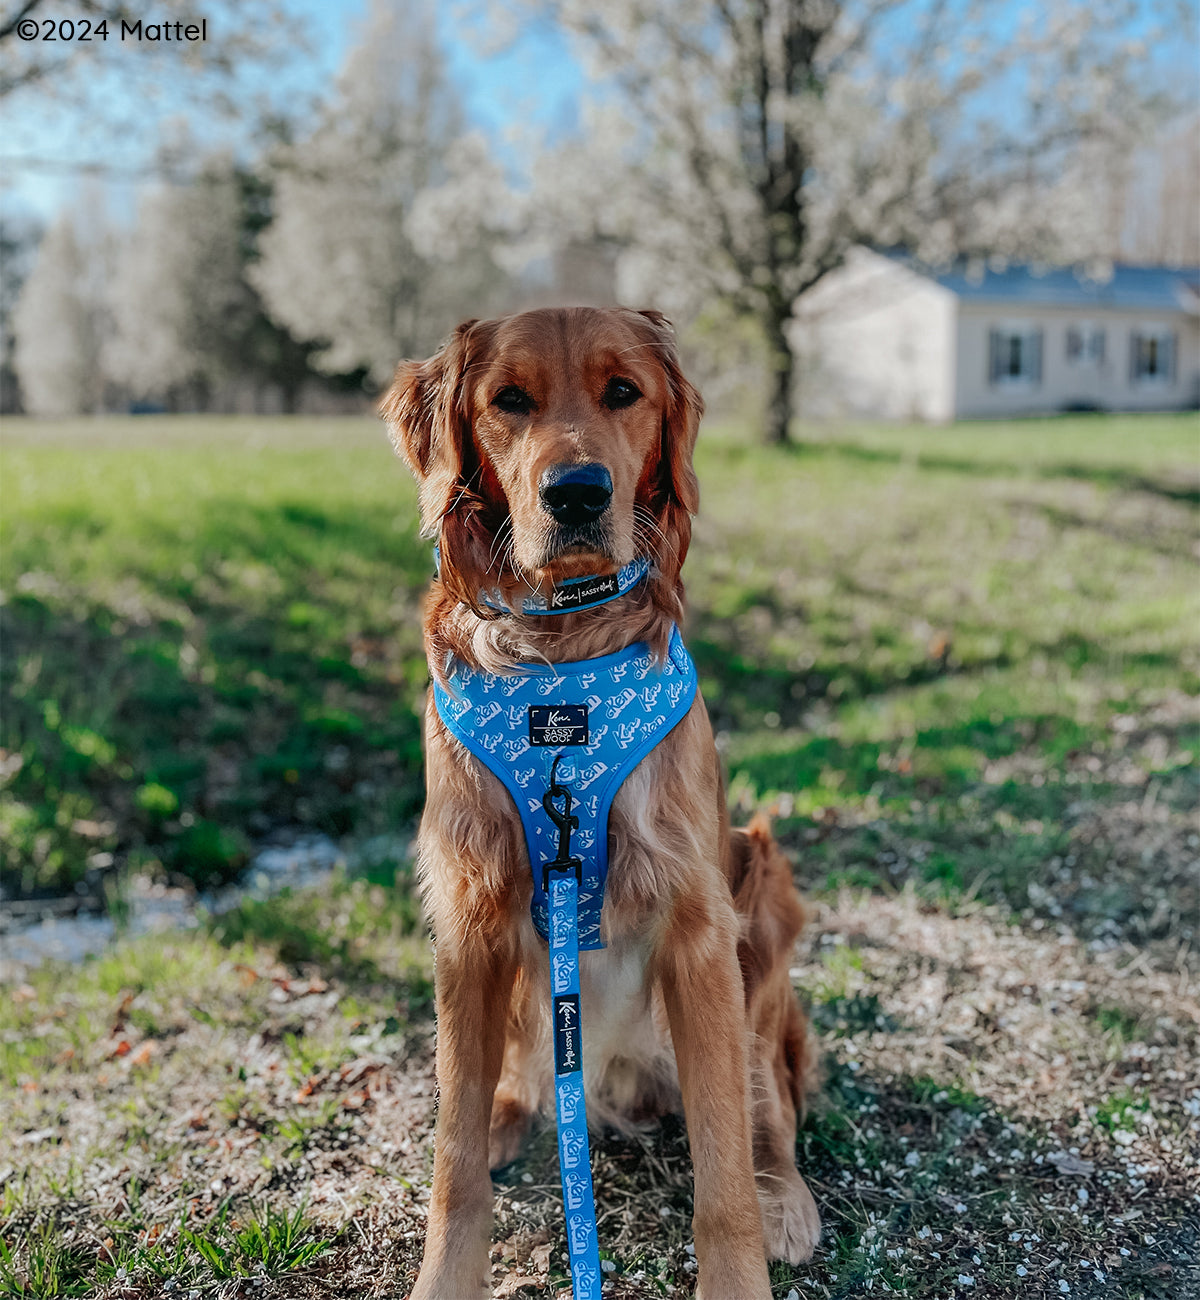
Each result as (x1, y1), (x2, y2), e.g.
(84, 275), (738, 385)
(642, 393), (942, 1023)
(409, 1268), (490, 1300)
(758, 1167), (821, 1264)
(488, 1094), (533, 1171)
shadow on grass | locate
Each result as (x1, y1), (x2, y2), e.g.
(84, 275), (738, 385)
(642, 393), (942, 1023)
(692, 596), (1191, 738)
(484, 1057), (1195, 1299)
(0, 498), (434, 901)
(205, 869), (433, 1010)
(1025, 499), (1198, 558)
(729, 707), (1096, 800)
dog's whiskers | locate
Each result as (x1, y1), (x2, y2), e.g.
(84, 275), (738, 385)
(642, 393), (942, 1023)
(488, 518), (515, 568)
(633, 506), (679, 568)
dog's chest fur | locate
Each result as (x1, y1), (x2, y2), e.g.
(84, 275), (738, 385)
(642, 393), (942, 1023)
(503, 722), (722, 1130)
(513, 916), (679, 1132)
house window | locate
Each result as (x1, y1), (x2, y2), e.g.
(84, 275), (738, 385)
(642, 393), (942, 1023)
(1131, 327), (1175, 383)
(988, 325), (1043, 385)
(1066, 322), (1105, 366)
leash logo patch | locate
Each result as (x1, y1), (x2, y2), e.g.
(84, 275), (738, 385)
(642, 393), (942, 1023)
(554, 993), (581, 1074)
(530, 704), (589, 746)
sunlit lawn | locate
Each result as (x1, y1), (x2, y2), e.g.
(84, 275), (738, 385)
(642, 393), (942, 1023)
(1, 412), (1197, 1298)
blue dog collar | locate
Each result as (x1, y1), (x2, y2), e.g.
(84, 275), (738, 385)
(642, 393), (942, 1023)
(433, 545), (651, 616)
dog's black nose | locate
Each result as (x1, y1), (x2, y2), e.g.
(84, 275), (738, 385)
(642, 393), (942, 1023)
(539, 463), (613, 527)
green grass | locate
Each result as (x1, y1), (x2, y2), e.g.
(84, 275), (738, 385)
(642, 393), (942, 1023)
(2, 417), (430, 897)
(0, 1200), (334, 1297)
(0, 870), (427, 1089)
(3, 412), (1196, 910)
(1, 411), (1197, 1299)
(685, 413), (1198, 927)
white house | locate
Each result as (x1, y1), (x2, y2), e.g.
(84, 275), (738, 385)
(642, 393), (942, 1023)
(794, 249), (1200, 421)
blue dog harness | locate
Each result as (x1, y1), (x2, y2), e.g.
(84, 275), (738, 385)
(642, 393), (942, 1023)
(432, 612), (697, 1298)
(433, 624), (698, 949)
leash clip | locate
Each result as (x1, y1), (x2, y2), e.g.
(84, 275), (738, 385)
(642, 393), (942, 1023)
(542, 755), (583, 889)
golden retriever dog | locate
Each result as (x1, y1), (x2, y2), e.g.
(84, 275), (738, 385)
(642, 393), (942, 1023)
(381, 306), (820, 1299)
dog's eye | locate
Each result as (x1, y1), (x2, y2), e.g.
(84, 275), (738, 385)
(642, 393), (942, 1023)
(492, 386), (535, 415)
(602, 377), (641, 410)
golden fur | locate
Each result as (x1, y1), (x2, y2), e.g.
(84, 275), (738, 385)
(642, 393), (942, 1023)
(381, 306), (820, 1299)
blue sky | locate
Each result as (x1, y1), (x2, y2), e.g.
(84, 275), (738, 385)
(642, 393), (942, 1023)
(0, 0), (586, 224)
(2, 0), (1196, 229)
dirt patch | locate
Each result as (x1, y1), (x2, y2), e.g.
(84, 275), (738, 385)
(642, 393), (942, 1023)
(3, 885), (1195, 1299)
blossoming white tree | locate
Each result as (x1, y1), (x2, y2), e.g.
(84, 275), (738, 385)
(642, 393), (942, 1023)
(105, 167), (254, 408)
(251, 0), (512, 387)
(510, 0), (1182, 441)
(12, 207), (110, 415)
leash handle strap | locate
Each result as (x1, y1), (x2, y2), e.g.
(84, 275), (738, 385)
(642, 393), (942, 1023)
(549, 871), (603, 1298)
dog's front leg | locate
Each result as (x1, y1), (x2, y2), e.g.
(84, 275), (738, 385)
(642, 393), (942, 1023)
(411, 920), (517, 1300)
(659, 890), (772, 1300)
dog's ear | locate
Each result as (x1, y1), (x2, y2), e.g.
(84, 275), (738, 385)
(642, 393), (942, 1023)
(380, 319), (506, 613)
(635, 310), (704, 585)
(378, 320), (480, 537)
(635, 309), (702, 516)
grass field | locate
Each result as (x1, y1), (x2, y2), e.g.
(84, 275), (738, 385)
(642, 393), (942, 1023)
(1, 413), (1197, 1299)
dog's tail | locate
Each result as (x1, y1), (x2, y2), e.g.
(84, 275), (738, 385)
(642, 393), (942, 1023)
(728, 814), (818, 1118)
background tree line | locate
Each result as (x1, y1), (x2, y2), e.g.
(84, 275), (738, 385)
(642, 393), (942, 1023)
(2, 0), (1197, 438)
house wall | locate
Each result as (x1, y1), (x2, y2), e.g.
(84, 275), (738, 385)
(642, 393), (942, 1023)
(793, 249), (957, 422)
(955, 304), (1200, 418)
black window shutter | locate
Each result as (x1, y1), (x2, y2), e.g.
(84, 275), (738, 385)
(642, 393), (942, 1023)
(988, 329), (1001, 385)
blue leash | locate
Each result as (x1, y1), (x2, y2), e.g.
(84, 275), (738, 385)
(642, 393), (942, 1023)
(543, 759), (603, 1298)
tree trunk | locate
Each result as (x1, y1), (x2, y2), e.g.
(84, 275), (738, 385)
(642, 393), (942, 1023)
(763, 320), (795, 445)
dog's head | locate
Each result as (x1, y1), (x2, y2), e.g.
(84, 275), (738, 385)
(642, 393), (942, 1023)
(380, 306), (704, 613)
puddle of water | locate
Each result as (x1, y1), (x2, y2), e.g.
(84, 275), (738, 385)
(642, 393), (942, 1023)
(1, 912), (130, 968)
(0, 833), (408, 974)
(229, 834), (345, 900)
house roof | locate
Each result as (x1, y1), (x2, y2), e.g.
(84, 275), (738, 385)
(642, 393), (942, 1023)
(927, 261), (1200, 314)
